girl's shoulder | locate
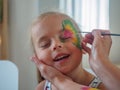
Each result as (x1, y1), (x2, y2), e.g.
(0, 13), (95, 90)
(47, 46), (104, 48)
(35, 80), (46, 90)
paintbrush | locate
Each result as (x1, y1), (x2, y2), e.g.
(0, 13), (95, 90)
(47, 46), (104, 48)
(80, 32), (120, 36)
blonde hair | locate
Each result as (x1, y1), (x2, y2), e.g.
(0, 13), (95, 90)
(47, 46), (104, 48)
(31, 11), (70, 27)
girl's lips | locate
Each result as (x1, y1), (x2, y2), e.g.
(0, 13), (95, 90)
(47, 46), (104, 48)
(53, 54), (70, 62)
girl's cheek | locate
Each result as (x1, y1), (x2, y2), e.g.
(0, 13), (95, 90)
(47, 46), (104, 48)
(37, 51), (52, 65)
(36, 50), (47, 60)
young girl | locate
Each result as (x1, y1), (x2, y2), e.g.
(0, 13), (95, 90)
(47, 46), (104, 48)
(30, 11), (108, 90)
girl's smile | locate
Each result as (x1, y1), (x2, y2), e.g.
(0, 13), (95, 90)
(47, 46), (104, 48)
(53, 53), (70, 62)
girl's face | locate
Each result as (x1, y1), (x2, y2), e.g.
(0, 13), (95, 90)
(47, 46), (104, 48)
(31, 15), (83, 74)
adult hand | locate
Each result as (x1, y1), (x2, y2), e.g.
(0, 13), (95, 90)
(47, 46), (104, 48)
(31, 55), (99, 90)
(82, 29), (120, 90)
(82, 29), (112, 69)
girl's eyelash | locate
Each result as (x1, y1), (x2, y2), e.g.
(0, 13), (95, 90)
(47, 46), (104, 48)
(60, 36), (71, 41)
(40, 41), (51, 48)
(41, 43), (49, 47)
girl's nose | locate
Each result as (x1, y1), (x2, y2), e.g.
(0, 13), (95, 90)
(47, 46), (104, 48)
(53, 45), (62, 50)
(52, 39), (63, 51)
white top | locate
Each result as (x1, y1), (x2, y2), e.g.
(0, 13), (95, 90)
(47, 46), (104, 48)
(44, 77), (102, 90)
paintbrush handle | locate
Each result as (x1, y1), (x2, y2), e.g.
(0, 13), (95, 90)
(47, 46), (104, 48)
(80, 32), (120, 36)
(101, 33), (120, 36)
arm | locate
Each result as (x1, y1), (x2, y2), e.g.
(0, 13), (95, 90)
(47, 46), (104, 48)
(82, 29), (120, 90)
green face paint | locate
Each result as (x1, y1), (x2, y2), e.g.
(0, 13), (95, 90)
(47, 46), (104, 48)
(62, 19), (82, 49)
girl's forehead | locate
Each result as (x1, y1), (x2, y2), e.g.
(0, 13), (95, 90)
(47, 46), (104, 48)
(35, 16), (70, 30)
(31, 14), (77, 37)
(41, 15), (69, 25)
(31, 17), (63, 36)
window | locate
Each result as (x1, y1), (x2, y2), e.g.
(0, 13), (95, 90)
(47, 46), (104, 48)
(59, 0), (109, 32)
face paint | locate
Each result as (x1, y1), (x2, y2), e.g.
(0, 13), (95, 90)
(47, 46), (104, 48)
(81, 86), (100, 90)
(62, 19), (82, 49)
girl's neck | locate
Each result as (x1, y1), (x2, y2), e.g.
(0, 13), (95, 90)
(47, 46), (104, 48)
(67, 66), (95, 86)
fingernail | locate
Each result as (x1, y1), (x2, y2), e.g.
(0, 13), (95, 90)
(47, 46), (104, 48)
(29, 57), (34, 62)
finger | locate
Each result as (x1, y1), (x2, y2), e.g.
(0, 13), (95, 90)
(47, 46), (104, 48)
(92, 29), (101, 37)
(30, 56), (38, 64)
(92, 30), (112, 46)
(102, 30), (112, 42)
(82, 38), (93, 45)
(83, 32), (94, 45)
(101, 30), (112, 54)
(31, 57), (49, 77)
(92, 29), (111, 39)
(29, 54), (36, 61)
(82, 42), (91, 55)
(30, 55), (54, 82)
(31, 55), (41, 67)
(84, 32), (94, 40)
(92, 30), (102, 43)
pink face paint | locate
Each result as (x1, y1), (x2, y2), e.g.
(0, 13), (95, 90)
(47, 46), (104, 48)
(62, 19), (82, 49)
(63, 29), (73, 38)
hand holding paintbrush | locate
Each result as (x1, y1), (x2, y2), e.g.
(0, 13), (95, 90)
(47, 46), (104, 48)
(80, 31), (120, 36)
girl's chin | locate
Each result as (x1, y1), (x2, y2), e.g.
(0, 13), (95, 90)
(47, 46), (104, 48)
(57, 68), (73, 75)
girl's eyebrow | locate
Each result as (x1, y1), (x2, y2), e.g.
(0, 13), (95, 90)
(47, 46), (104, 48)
(38, 36), (49, 43)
